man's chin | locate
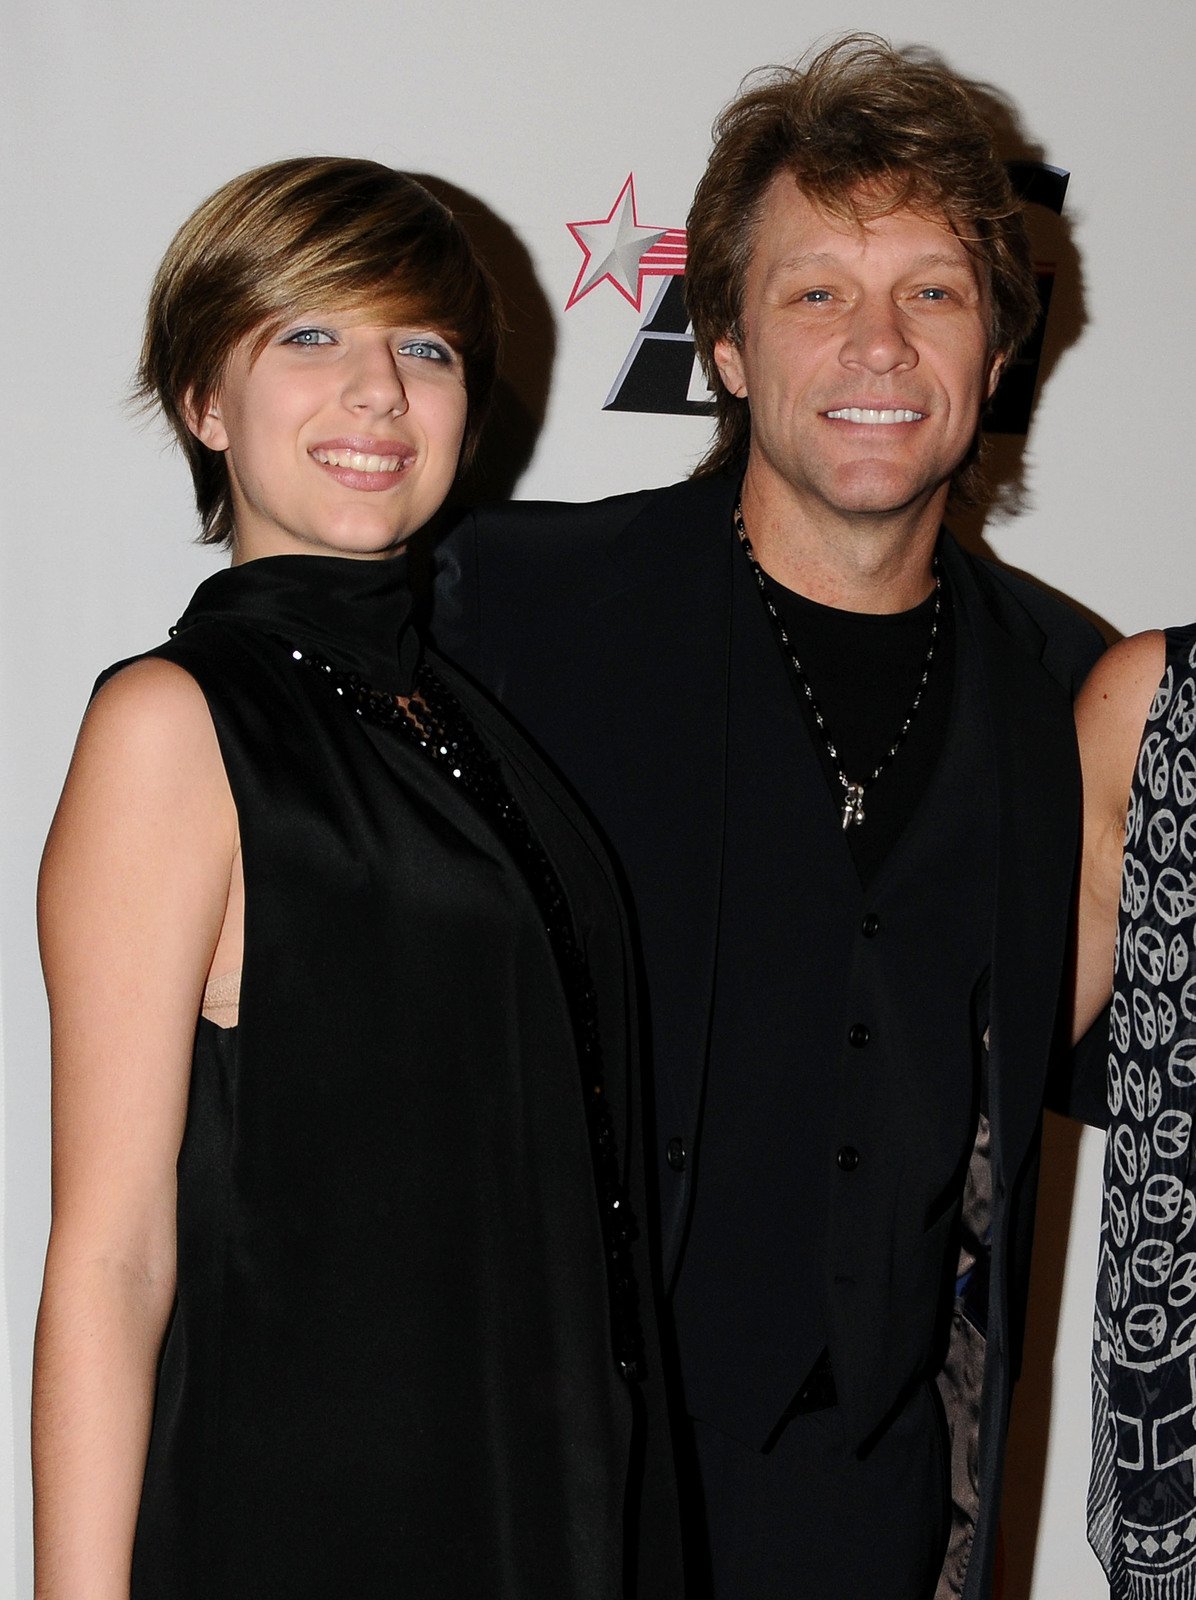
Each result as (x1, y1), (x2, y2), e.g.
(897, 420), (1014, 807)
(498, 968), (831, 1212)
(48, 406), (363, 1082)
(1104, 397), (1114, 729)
(823, 464), (951, 522)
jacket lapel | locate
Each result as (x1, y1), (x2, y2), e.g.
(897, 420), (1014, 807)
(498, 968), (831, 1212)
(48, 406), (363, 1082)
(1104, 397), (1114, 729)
(942, 540), (1081, 1187)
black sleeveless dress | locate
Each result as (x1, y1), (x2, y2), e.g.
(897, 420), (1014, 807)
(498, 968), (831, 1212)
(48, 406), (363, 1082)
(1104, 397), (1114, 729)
(120, 554), (680, 1598)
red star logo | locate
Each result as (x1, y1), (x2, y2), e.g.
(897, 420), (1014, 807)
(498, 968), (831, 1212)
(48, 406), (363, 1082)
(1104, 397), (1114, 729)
(565, 174), (687, 311)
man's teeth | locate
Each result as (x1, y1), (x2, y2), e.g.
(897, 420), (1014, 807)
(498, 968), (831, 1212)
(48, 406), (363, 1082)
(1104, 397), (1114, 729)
(825, 408), (923, 424)
(312, 448), (406, 472)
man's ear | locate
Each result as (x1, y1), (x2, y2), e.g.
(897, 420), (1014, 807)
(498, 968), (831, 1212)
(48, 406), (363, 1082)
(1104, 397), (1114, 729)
(985, 349), (1007, 403)
(713, 336), (748, 400)
(184, 389), (229, 452)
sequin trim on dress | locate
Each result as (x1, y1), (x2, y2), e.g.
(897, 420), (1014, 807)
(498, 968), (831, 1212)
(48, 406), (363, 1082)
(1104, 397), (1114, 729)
(289, 644), (646, 1382)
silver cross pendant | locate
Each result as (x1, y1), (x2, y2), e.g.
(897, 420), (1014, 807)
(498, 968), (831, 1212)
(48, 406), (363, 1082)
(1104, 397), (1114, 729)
(841, 782), (866, 830)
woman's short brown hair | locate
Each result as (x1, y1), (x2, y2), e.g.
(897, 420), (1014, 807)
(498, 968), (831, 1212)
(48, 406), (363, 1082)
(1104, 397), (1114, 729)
(686, 34), (1040, 484)
(137, 157), (502, 546)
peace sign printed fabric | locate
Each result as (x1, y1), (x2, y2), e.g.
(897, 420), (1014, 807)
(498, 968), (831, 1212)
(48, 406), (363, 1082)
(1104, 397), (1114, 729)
(1091, 622), (1196, 1598)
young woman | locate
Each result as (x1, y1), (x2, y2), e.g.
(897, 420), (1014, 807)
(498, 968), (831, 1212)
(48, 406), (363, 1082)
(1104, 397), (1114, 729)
(1075, 624), (1196, 1598)
(32, 157), (680, 1600)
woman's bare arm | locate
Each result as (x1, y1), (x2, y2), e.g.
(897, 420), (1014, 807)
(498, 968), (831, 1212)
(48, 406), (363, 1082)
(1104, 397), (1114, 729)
(1072, 631), (1166, 1043)
(33, 658), (237, 1600)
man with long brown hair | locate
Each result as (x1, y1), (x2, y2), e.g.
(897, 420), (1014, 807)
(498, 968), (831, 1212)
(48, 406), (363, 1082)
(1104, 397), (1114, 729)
(437, 34), (1102, 1599)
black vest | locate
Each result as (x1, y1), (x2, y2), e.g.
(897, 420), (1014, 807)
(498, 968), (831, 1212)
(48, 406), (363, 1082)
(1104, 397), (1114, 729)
(672, 542), (997, 1450)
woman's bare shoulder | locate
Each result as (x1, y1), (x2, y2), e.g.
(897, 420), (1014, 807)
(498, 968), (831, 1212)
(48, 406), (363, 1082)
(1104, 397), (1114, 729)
(46, 656), (231, 872)
(1075, 630), (1167, 822)
(89, 653), (210, 725)
(74, 656), (226, 781)
(1078, 630), (1166, 717)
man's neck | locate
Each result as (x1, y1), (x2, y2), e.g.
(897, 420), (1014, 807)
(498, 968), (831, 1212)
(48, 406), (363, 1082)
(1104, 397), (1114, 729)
(739, 472), (945, 615)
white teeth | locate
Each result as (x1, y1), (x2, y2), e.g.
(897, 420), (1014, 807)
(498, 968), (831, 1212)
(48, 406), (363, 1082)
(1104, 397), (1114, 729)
(825, 408), (923, 425)
(312, 448), (406, 472)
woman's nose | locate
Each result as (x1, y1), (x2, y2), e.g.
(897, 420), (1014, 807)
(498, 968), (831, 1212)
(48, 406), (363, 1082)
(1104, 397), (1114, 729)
(343, 343), (408, 417)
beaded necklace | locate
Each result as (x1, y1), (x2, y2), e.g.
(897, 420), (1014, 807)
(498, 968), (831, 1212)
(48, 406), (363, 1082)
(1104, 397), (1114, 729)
(734, 499), (942, 830)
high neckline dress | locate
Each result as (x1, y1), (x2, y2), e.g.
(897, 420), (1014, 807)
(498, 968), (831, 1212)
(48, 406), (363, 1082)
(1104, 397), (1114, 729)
(118, 553), (679, 1599)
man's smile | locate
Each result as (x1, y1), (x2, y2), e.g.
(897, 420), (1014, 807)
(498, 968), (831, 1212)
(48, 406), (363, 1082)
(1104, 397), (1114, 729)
(823, 407), (926, 425)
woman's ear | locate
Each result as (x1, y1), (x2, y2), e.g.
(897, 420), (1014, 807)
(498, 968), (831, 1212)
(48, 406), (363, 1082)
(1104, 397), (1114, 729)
(184, 389), (229, 452)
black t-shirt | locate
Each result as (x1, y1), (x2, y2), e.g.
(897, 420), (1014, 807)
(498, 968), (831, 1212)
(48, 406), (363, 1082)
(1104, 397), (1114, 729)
(759, 567), (955, 885)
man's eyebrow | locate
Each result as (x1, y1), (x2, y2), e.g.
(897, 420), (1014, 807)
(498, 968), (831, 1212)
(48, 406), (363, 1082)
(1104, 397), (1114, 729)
(767, 252), (843, 276)
(901, 251), (980, 277)
(767, 249), (977, 279)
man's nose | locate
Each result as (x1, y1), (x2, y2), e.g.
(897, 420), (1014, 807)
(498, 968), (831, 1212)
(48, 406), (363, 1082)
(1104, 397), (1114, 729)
(839, 297), (917, 375)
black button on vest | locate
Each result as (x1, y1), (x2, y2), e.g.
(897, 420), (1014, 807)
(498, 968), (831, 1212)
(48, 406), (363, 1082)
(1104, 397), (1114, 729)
(836, 1146), (861, 1172)
(861, 912), (881, 938)
(666, 1137), (687, 1172)
(848, 1023), (870, 1048)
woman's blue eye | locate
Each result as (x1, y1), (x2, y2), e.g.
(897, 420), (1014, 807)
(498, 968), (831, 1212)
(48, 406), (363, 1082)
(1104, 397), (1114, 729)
(284, 327), (334, 346)
(400, 339), (451, 362)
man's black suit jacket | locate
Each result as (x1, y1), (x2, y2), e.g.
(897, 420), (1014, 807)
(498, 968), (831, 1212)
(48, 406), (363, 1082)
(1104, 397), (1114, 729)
(433, 472), (1105, 1600)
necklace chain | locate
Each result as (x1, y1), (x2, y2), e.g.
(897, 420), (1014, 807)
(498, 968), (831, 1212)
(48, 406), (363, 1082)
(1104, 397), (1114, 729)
(733, 499), (942, 831)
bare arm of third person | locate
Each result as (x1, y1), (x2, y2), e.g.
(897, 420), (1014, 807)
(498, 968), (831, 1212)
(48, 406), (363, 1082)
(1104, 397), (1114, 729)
(1072, 631), (1167, 1043)
(33, 659), (239, 1600)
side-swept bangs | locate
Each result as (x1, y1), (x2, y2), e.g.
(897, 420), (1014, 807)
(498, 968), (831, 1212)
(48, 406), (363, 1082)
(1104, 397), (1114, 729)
(137, 157), (501, 545)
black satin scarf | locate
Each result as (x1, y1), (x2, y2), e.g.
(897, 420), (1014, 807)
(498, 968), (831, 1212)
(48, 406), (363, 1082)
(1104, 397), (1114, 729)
(173, 551), (422, 692)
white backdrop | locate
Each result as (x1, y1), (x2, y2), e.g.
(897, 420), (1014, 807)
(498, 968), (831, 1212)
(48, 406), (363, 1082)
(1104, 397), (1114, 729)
(3, 2), (1194, 1594)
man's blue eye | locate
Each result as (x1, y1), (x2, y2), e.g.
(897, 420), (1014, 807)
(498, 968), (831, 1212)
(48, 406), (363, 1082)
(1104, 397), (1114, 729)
(285, 328), (334, 346)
